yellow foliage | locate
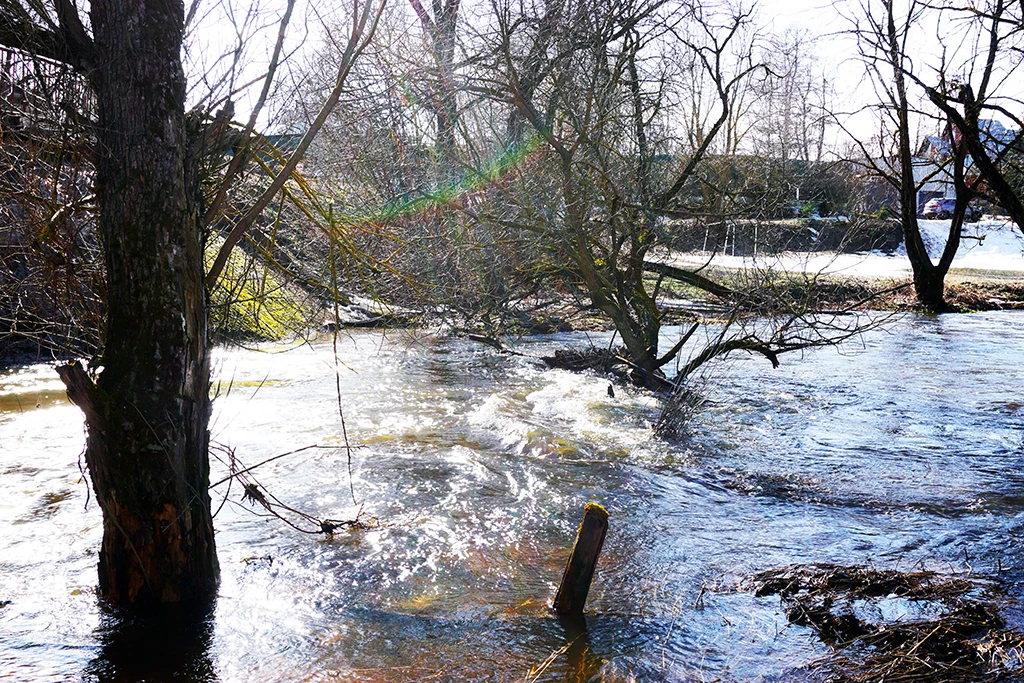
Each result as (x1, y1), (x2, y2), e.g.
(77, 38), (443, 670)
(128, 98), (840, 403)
(205, 238), (312, 342)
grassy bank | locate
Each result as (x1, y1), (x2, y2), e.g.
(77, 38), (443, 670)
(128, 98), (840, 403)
(652, 263), (1024, 315)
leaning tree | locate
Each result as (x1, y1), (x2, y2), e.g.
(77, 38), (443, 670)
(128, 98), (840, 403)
(473, 0), (819, 387)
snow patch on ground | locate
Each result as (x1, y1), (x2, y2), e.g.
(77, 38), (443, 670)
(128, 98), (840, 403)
(669, 219), (1024, 278)
(925, 219), (1024, 272)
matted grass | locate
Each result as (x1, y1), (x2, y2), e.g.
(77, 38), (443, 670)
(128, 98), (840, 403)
(748, 563), (1024, 683)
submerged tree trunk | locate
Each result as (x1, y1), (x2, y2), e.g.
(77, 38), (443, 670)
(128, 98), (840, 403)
(58, 0), (217, 604)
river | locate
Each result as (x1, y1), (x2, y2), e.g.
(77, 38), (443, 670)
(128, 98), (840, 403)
(2, 311), (1024, 681)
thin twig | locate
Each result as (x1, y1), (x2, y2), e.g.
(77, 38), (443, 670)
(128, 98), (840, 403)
(210, 443), (335, 488)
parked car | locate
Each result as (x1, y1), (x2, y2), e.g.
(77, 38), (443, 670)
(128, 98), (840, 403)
(922, 197), (982, 222)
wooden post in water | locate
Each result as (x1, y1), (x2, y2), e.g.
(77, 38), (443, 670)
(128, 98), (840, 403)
(554, 503), (609, 616)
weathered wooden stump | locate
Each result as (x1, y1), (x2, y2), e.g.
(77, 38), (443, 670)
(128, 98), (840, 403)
(553, 503), (608, 616)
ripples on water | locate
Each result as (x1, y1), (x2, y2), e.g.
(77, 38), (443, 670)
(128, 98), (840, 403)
(2, 312), (1024, 681)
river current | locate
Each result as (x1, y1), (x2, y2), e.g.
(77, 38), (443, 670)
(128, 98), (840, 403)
(2, 311), (1023, 681)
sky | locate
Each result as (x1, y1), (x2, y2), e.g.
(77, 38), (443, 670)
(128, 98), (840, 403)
(179, 0), (1021, 151)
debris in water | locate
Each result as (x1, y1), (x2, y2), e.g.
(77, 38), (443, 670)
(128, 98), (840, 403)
(211, 443), (384, 537)
(320, 508), (382, 535)
(749, 563), (1024, 682)
(541, 346), (626, 373)
(242, 482), (269, 509)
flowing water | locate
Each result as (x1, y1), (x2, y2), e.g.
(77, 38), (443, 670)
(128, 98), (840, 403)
(2, 312), (1024, 681)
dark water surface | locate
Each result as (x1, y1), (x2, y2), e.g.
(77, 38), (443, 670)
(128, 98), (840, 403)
(2, 312), (1024, 681)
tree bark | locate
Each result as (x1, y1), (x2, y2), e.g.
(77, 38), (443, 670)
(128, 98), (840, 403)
(58, 0), (218, 605)
(882, 0), (954, 312)
(911, 267), (948, 313)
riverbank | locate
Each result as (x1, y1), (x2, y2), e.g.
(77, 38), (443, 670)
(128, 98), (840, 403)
(656, 217), (1024, 313)
(4, 216), (1023, 363)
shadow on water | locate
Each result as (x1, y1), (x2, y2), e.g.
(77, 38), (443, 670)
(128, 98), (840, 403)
(82, 600), (217, 683)
(552, 613), (600, 681)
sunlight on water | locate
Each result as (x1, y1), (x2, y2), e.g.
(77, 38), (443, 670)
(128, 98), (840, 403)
(2, 313), (1024, 681)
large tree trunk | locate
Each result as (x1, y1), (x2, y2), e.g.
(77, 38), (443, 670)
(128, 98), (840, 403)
(884, 0), (952, 313)
(910, 266), (948, 312)
(902, 216), (951, 311)
(58, 0), (217, 605)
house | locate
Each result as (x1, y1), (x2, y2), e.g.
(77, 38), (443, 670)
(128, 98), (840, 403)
(913, 119), (1022, 214)
(912, 158), (953, 215)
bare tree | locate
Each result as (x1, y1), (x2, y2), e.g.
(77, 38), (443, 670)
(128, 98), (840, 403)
(749, 30), (835, 214)
(845, 0), (966, 310)
(407, 0), (461, 171)
(918, 0), (1024, 231)
(846, 0), (1024, 309)
(0, 0), (384, 606)
(471, 0), (786, 387)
